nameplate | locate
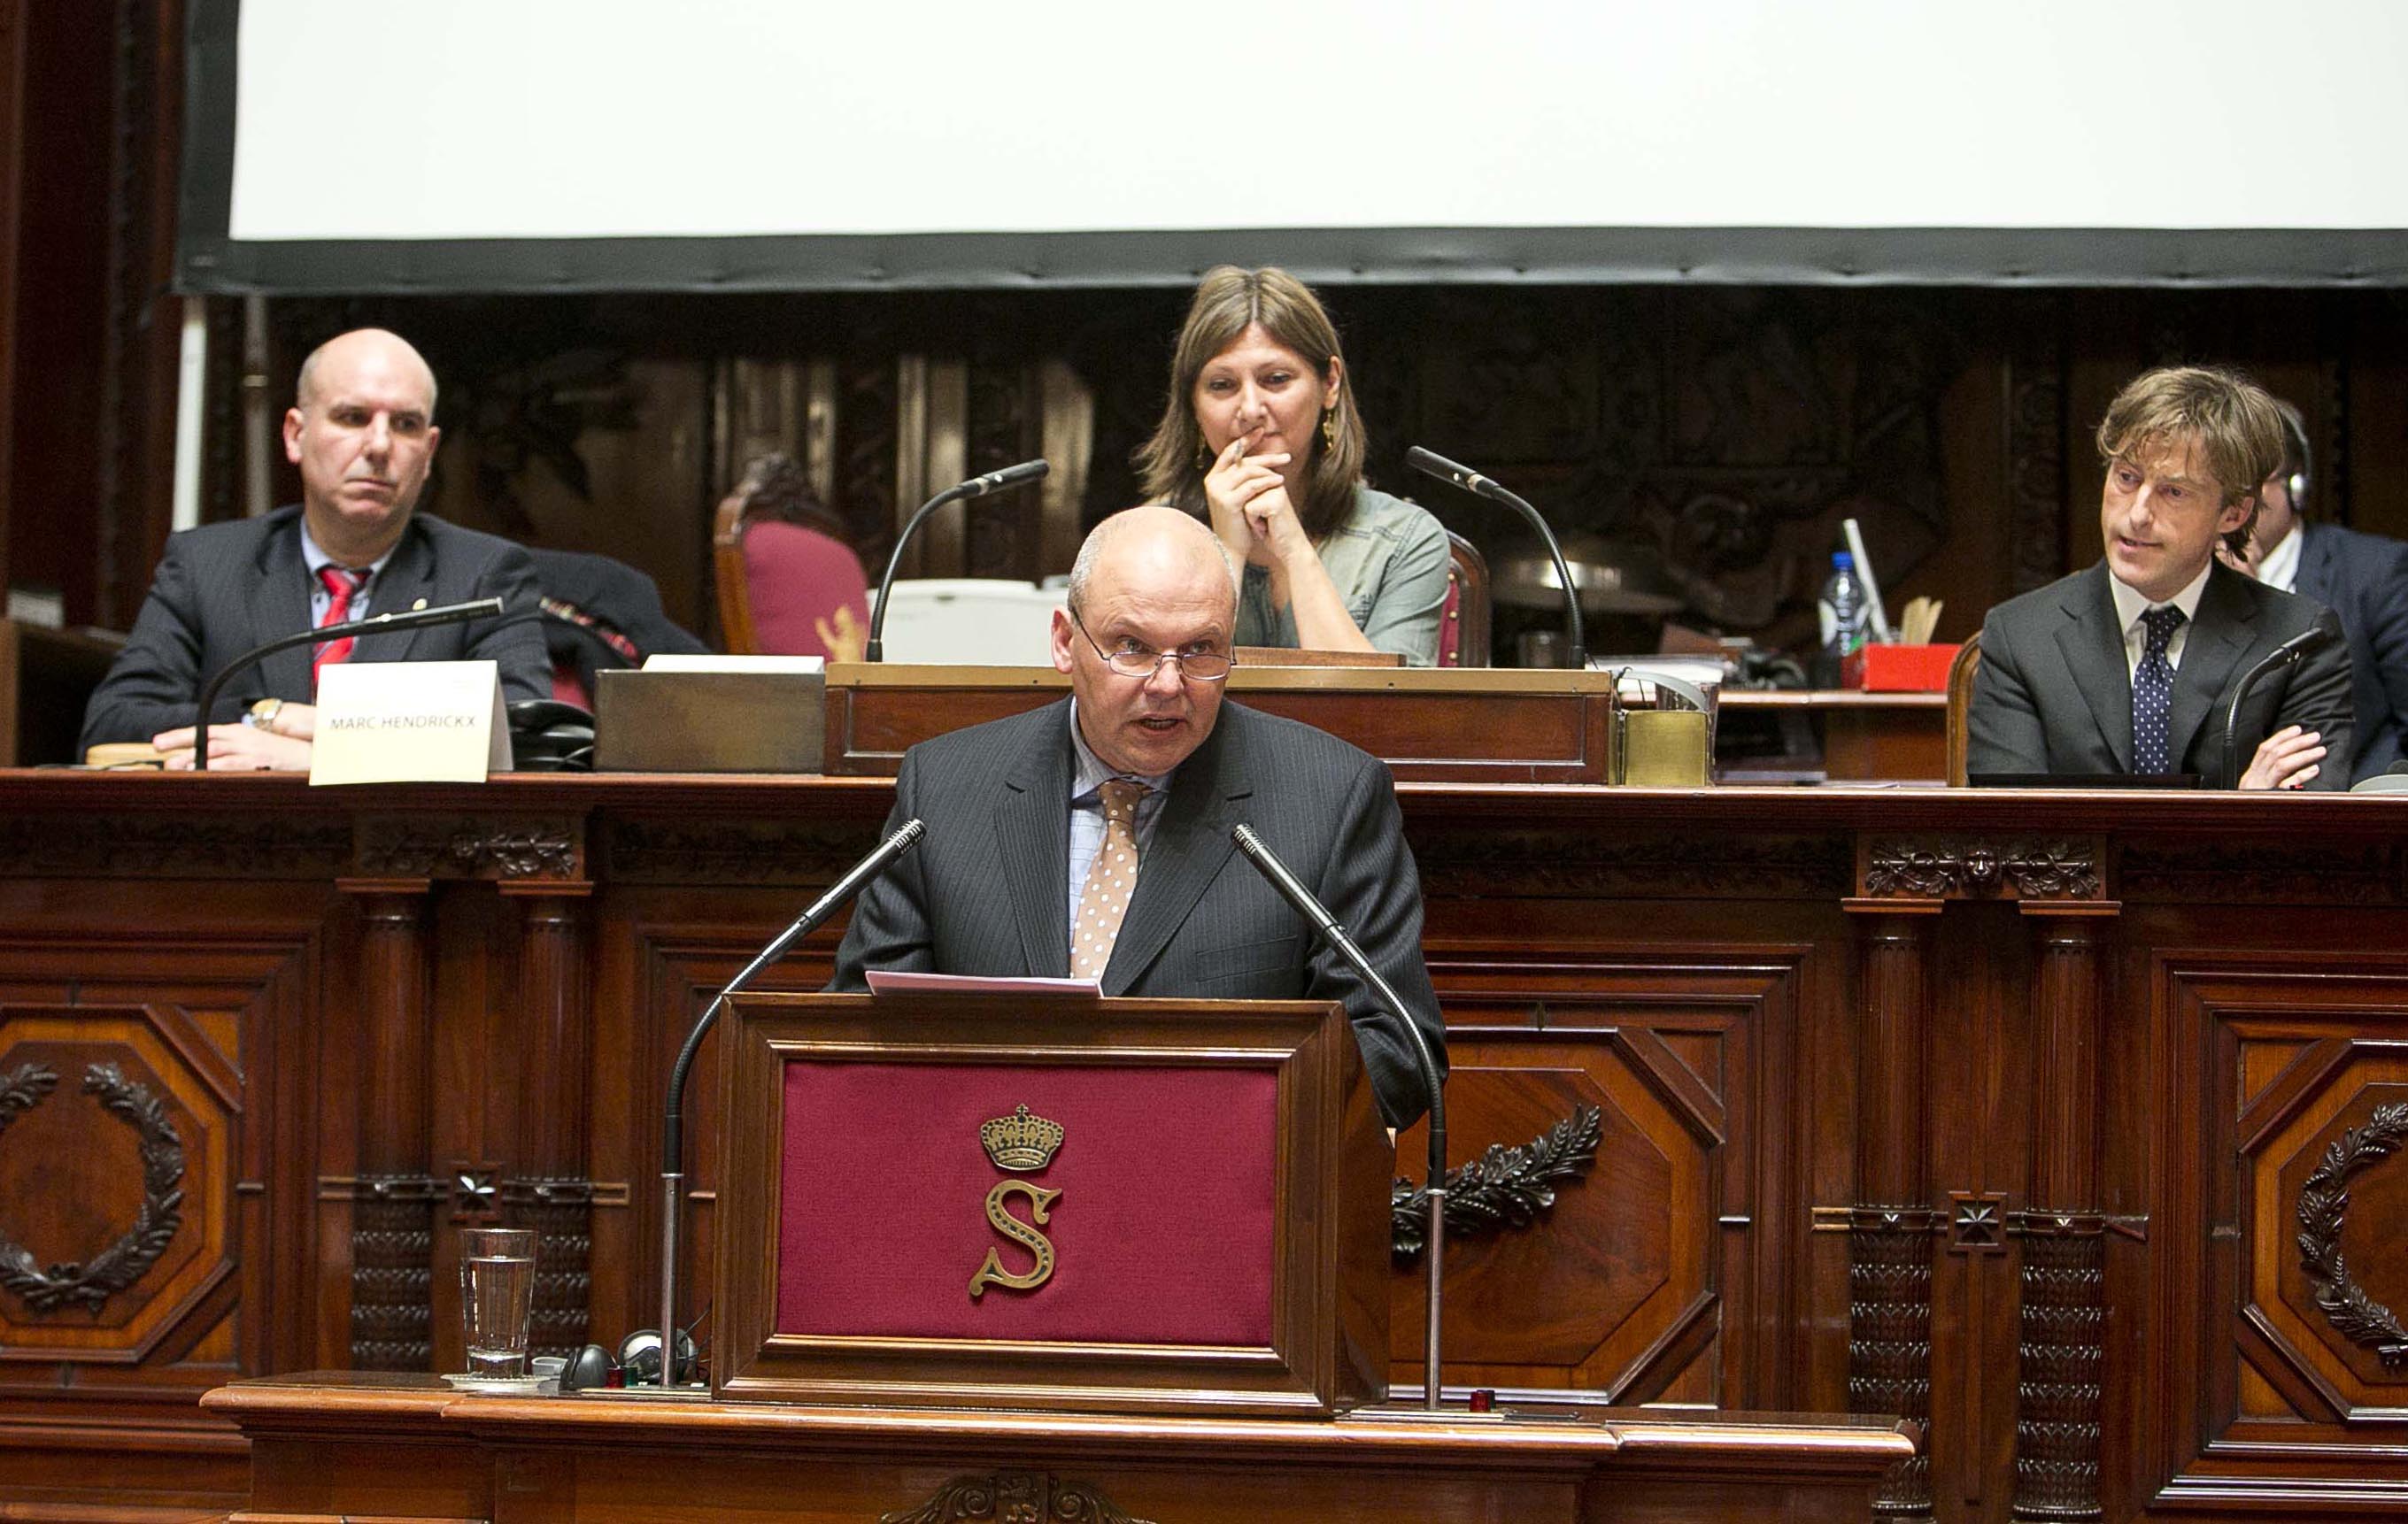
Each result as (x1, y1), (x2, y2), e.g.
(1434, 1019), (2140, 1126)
(310, 661), (511, 785)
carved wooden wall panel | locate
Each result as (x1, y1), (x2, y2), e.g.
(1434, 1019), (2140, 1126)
(2146, 952), (2408, 1517)
(587, 884), (853, 1359)
(169, 286), (2408, 676)
(1399, 950), (1801, 1406)
(0, 879), (323, 1524)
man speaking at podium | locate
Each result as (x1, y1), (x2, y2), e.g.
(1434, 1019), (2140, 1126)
(830, 505), (1446, 1128)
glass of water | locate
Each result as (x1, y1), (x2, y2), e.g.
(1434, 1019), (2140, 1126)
(459, 1227), (537, 1378)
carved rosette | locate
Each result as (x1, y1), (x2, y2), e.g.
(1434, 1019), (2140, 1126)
(2295, 1102), (2408, 1368)
(2011, 1226), (2106, 1520)
(1848, 1209), (1936, 1516)
(502, 1177), (595, 1359)
(350, 1174), (440, 1370)
(1393, 1105), (1601, 1263)
(1861, 836), (2102, 902)
(879, 1471), (1154, 1524)
(0, 1062), (187, 1314)
(356, 818), (581, 881)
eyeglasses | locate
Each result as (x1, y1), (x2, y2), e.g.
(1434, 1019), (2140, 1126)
(1069, 609), (1235, 681)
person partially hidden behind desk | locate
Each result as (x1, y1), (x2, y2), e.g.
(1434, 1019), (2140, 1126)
(78, 327), (547, 768)
(1968, 365), (2352, 789)
(1135, 266), (1449, 666)
(829, 504), (1446, 1128)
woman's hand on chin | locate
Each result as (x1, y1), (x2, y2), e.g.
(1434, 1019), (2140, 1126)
(1203, 433), (1291, 566)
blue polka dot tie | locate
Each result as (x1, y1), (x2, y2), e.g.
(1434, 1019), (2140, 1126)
(2132, 604), (2186, 774)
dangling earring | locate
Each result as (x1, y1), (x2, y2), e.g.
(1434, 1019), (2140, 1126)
(1192, 439), (1211, 472)
(1321, 410), (1337, 450)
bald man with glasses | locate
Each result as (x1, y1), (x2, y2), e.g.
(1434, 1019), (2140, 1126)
(830, 506), (1445, 1128)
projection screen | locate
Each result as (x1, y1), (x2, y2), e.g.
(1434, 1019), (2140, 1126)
(177, 0), (2408, 293)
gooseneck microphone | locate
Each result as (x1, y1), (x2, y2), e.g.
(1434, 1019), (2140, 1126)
(1231, 823), (1450, 1411)
(190, 597), (506, 770)
(864, 460), (1051, 662)
(2218, 610), (2343, 789)
(1404, 447), (1586, 669)
(652, 817), (926, 1385)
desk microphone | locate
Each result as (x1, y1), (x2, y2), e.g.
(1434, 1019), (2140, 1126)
(1404, 447), (1586, 669)
(649, 817), (926, 1385)
(190, 597), (506, 770)
(2217, 610), (2342, 789)
(865, 461), (1051, 662)
(1231, 823), (1450, 1411)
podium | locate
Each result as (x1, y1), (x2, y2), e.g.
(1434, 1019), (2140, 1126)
(712, 990), (1393, 1417)
(194, 961), (1915, 1520)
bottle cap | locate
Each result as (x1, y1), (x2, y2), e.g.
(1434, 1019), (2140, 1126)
(1832, 551), (1854, 570)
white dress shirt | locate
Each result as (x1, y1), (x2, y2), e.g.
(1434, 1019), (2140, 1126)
(2255, 523), (2303, 594)
(2108, 559), (2214, 682)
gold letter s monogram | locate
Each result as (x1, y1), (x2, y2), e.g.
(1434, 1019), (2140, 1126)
(968, 1181), (1061, 1299)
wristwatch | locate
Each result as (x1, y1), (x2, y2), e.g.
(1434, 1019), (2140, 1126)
(246, 697), (285, 733)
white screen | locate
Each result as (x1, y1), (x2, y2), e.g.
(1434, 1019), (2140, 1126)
(228, 0), (2408, 239)
(195, 0), (2408, 288)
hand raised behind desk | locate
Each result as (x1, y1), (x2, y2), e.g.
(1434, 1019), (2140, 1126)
(2238, 724), (2324, 790)
(150, 722), (313, 772)
(1203, 433), (1304, 569)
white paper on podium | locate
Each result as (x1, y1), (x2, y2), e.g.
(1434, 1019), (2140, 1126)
(864, 970), (1100, 997)
(310, 660), (511, 785)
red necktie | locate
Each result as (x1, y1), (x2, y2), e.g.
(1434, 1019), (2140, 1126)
(313, 566), (369, 692)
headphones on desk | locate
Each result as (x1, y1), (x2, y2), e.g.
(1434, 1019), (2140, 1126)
(506, 699), (596, 773)
(561, 1325), (698, 1390)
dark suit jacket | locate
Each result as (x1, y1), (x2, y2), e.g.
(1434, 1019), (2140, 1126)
(1968, 560), (2353, 789)
(2295, 521), (2408, 782)
(79, 505), (549, 751)
(829, 698), (1447, 1127)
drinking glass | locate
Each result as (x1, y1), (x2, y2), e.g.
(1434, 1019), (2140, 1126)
(459, 1227), (537, 1378)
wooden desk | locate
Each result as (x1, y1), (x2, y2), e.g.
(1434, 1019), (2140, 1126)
(825, 662), (1622, 782)
(2, 773), (2405, 1521)
(1720, 689), (1946, 781)
(201, 1372), (1912, 1523)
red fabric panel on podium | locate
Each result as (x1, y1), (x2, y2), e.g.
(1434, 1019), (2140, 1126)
(776, 1061), (1277, 1345)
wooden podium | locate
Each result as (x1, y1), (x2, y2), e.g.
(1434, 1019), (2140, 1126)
(198, 985), (1913, 1521)
(713, 990), (1393, 1417)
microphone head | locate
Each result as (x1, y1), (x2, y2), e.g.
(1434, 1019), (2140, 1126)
(969, 459), (1049, 495)
(1404, 446), (1471, 489)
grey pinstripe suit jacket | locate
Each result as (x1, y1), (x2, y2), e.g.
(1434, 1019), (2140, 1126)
(78, 505), (550, 752)
(829, 697), (1447, 1127)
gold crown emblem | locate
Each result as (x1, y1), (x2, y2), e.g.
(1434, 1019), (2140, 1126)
(978, 1104), (1064, 1172)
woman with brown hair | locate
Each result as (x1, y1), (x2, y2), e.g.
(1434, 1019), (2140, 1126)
(1136, 266), (1449, 665)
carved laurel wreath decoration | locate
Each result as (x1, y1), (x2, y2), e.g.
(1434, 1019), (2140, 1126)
(2295, 1100), (2408, 1369)
(1392, 1104), (1603, 1263)
(0, 1061), (187, 1314)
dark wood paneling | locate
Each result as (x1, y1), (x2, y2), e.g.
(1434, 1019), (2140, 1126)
(3, 768), (2408, 1519)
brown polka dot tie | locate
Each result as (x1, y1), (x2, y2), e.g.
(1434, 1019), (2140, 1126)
(1071, 779), (1148, 981)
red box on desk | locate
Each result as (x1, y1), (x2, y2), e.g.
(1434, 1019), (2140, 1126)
(1860, 643), (1961, 691)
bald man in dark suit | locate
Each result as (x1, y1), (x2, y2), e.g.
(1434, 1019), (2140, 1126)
(80, 328), (546, 766)
(830, 506), (1444, 1128)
